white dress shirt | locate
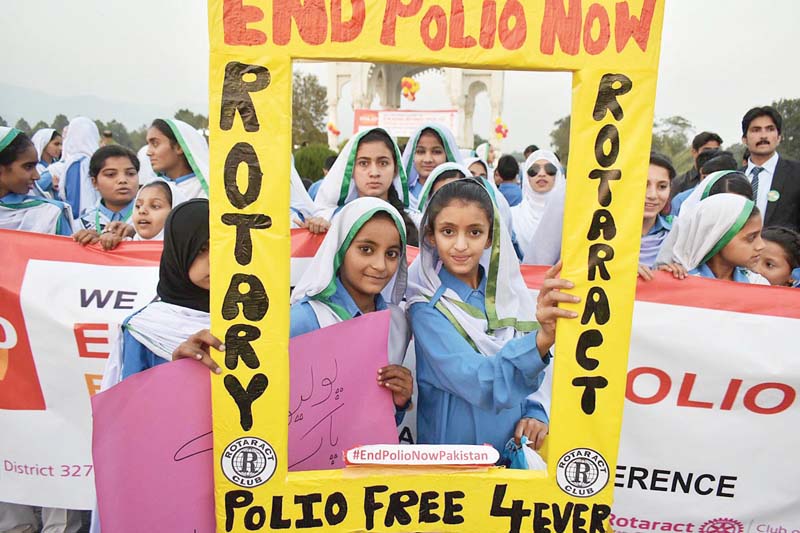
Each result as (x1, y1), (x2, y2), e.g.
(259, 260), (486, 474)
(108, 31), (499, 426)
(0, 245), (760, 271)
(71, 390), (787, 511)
(745, 151), (779, 217)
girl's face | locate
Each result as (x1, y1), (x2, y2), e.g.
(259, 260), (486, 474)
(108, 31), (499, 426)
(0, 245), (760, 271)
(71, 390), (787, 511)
(0, 145), (39, 196)
(644, 164), (671, 219)
(468, 162), (487, 180)
(146, 127), (184, 176)
(428, 199), (492, 288)
(44, 136), (62, 161)
(414, 132), (447, 181)
(719, 214), (765, 269)
(188, 242), (210, 290)
(340, 216), (402, 304)
(92, 156), (139, 209)
(755, 241), (794, 286)
(353, 140), (395, 201)
(527, 159), (557, 193)
(133, 185), (172, 239)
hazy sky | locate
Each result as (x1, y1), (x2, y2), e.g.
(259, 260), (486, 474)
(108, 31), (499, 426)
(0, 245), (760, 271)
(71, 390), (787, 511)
(1, 1), (797, 152)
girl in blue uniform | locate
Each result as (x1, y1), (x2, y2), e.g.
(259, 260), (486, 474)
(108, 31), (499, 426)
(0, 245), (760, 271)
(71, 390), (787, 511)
(312, 127), (418, 245)
(401, 123), (463, 210)
(638, 153), (675, 279)
(100, 199), (210, 385)
(145, 119), (209, 200)
(290, 197), (413, 412)
(671, 193), (768, 284)
(0, 127), (72, 236)
(407, 178), (578, 456)
(755, 227), (800, 287)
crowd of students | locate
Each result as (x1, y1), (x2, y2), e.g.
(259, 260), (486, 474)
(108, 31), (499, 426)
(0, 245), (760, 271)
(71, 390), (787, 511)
(1, 104), (799, 532)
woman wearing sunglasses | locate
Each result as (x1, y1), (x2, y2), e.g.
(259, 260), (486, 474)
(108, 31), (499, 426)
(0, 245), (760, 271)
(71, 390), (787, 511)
(512, 150), (566, 262)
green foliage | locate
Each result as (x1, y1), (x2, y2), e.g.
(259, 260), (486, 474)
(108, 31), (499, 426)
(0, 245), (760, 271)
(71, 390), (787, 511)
(292, 72), (328, 148)
(773, 98), (800, 160)
(32, 120), (49, 132)
(174, 109), (209, 130)
(294, 143), (336, 181)
(651, 116), (693, 174)
(0, 116), (7, 127)
(724, 142), (747, 166)
(473, 134), (487, 148)
(51, 114), (69, 132)
(549, 115), (570, 164)
(129, 127), (148, 151)
(14, 118), (31, 135)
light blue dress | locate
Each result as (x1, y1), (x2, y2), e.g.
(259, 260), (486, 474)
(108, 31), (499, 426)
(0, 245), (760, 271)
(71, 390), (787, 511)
(689, 263), (752, 283)
(409, 268), (549, 453)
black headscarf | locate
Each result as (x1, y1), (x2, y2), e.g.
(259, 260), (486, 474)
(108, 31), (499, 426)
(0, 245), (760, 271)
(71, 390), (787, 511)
(157, 198), (210, 312)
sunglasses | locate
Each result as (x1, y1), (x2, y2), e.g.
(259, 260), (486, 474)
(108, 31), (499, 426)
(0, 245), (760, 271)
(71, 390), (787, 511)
(527, 163), (558, 177)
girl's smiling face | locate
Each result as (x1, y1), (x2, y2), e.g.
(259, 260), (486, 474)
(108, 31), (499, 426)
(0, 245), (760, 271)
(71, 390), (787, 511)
(428, 199), (492, 289)
(414, 131), (447, 181)
(339, 214), (402, 310)
(134, 184), (172, 239)
(353, 140), (395, 201)
(644, 163), (671, 219)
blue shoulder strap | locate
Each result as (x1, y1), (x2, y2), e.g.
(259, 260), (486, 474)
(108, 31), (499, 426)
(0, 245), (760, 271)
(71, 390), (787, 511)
(65, 158), (85, 218)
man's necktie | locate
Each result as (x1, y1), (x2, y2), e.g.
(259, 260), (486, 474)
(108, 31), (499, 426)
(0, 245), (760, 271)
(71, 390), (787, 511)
(750, 166), (765, 200)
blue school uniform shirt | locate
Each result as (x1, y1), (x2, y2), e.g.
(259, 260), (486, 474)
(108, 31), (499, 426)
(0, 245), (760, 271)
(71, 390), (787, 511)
(308, 179), (323, 201)
(689, 263), (752, 283)
(409, 267), (550, 453)
(290, 277), (409, 424)
(498, 182), (522, 207)
(0, 192), (73, 236)
(409, 180), (424, 203)
(78, 199), (134, 232)
(119, 311), (166, 379)
(671, 187), (695, 217)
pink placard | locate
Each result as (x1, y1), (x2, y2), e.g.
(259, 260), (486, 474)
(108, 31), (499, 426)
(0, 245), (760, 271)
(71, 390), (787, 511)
(91, 310), (397, 532)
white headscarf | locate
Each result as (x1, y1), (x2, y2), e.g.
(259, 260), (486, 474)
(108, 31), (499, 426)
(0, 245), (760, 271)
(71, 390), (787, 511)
(54, 116), (100, 214)
(512, 150), (566, 264)
(31, 128), (56, 162)
(407, 179), (538, 356)
(314, 127), (408, 221)
(163, 119), (209, 199)
(136, 145), (159, 186)
(671, 193), (756, 271)
(401, 123), (463, 208)
(290, 156), (319, 226)
(655, 170), (740, 266)
(132, 178), (188, 241)
(290, 197), (408, 326)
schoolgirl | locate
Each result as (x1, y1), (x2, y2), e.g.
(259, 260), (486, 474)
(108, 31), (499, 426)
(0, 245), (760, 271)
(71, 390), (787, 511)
(145, 118), (209, 200)
(655, 170), (755, 274)
(401, 123), (464, 209)
(46, 116), (100, 218)
(290, 197), (413, 411)
(756, 227), (800, 287)
(512, 150), (566, 264)
(638, 153), (675, 279)
(0, 127), (72, 236)
(103, 199), (210, 383)
(407, 178), (578, 455)
(313, 127), (418, 245)
(31, 128), (62, 176)
(670, 193), (768, 284)
(74, 145), (139, 243)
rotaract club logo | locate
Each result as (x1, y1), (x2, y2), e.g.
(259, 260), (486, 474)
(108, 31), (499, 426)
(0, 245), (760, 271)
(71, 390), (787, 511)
(220, 437), (277, 488)
(556, 448), (610, 498)
(699, 518), (744, 533)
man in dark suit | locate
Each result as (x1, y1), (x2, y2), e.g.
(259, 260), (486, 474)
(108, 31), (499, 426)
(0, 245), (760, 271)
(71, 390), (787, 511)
(742, 106), (800, 231)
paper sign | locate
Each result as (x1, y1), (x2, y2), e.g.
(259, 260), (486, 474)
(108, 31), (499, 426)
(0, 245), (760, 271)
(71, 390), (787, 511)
(92, 311), (397, 531)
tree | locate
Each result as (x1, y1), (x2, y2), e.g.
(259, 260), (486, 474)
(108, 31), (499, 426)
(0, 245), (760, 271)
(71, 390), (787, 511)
(292, 72), (328, 148)
(102, 119), (134, 149)
(32, 120), (50, 132)
(651, 116), (693, 174)
(772, 98), (800, 161)
(14, 118), (31, 136)
(0, 116), (7, 127)
(294, 143), (337, 181)
(51, 114), (69, 132)
(549, 115), (570, 164)
(129, 126), (148, 151)
(174, 109), (208, 131)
